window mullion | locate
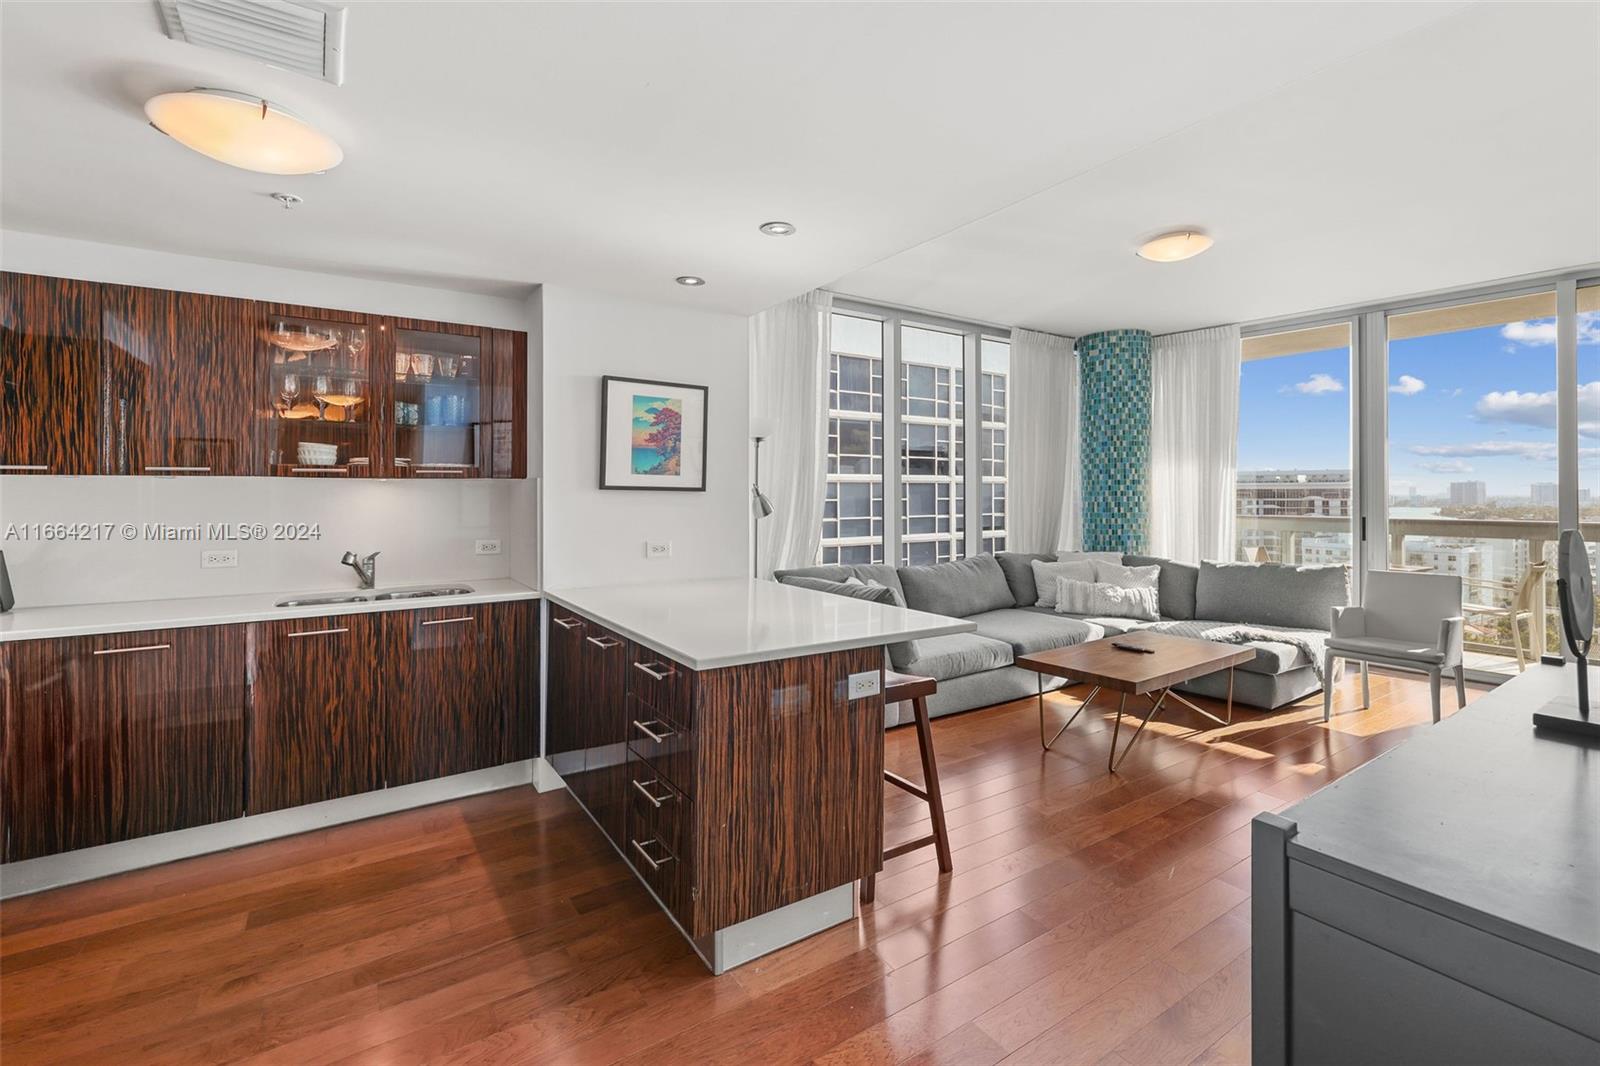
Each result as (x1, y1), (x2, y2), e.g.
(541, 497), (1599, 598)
(962, 329), (980, 558)
(886, 313), (903, 567)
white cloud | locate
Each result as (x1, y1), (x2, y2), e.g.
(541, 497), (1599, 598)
(1474, 381), (1600, 437)
(1418, 459), (1473, 474)
(1500, 312), (1600, 347)
(1389, 374), (1426, 396)
(1283, 373), (1344, 395)
(1411, 440), (1557, 461)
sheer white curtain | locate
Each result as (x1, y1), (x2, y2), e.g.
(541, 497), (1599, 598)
(749, 290), (832, 576)
(1149, 324), (1241, 563)
(1010, 328), (1080, 553)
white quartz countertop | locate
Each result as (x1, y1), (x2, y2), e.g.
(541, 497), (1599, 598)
(0, 579), (541, 643)
(543, 578), (973, 670)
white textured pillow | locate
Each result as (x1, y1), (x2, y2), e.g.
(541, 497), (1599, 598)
(1055, 577), (1160, 622)
(1093, 561), (1161, 591)
(1031, 559), (1097, 607)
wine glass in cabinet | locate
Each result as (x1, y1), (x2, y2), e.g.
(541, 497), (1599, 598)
(260, 309), (378, 477)
(389, 326), (486, 478)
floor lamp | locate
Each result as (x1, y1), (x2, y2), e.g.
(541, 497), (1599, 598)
(751, 427), (774, 578)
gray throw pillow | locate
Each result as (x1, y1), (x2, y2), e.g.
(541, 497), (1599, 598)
(1123, 554), (1199, 620)
(897, 555), (1014, 618)
(1030, 559), (1097, 608)
(995, 551), (1056, 607)
(1195, 560), (1350, 631)
(1092, 560), (1161, 590)
(776, 575), (921, 670)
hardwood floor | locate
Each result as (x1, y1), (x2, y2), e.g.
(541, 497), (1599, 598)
(0, 669), (1486, 1065)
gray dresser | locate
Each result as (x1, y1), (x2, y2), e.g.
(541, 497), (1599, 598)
(1252, 663), (1600, 1065)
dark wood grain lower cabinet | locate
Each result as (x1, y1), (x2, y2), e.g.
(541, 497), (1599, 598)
(247, 613), (385, 815)
(383, 600), (537, 785)
(544, 608), (589, 782)
(578, 626), (631, 845)
(0, 626), (247, 862)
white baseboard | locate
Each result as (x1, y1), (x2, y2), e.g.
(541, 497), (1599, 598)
(0, 758), (551, 899)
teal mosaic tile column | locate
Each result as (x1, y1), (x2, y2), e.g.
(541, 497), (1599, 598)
(1078, 329), (1151, 553)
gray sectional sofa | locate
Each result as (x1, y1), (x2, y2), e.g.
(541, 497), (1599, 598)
(777, 552), (1348, 722)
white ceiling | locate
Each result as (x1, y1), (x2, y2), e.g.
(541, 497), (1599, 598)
(2, 2), (1595, 332)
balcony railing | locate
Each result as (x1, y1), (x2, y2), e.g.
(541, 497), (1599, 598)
(1236, 514), (1600, 674)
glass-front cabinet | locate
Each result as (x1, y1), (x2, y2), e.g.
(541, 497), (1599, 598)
(389, 326), (486, 478)
(261, 308), (378, 477)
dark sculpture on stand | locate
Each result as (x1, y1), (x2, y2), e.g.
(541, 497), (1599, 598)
(1532, 529), (1597, 739)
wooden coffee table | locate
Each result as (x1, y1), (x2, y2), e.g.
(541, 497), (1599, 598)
(1017, 630), (1256, 772)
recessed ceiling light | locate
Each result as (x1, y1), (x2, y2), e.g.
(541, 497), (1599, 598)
(1136, 230), (1214, 263)
(144, 88), (343, 175)
(676, 275), (706, 287)
(759, 221), (796, 236)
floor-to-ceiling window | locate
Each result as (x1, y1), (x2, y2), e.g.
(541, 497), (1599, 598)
(820, 303), (1008, 566)
(980, 337), (1010, 553)
(1385, 292), (1561, 674)
(819, 312), (885, 564)
(1236, 323), (1353, 565)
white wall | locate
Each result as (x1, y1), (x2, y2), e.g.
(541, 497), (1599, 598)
(540, 285), (750, 589)
(0, 231), (540, 607)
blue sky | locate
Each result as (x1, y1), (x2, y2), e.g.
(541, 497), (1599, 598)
(1238, 314), (1599, 499)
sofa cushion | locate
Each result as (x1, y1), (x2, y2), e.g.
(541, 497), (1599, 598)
(1146, 619), (1314, 676)
(1030, 558), (1098, 608)
(1123, 554), (1199, 621)
(898, 555), (1014, 618)
(966, 608), (1099, 657)
(995, 551), (1056, 607)
(1024, 606), (1141, 636)
(900, 632), (1015, 681)
(776, 575), (922, 671)
(1327, 634), (1446, 665)
(1195, 560), (1348, 631)
(772, 563), (907, 600)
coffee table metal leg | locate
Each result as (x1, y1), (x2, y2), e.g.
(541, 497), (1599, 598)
(1042, 678), (1098, 751)
(1226, 667), (1235, 725)
(1109, 688), (1169, 772)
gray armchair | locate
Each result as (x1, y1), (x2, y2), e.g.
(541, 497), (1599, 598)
(1323, 570), (1465, 724)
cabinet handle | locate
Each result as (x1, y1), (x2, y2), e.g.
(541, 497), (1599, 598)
(142, 466), (212, 473)
(633, 661), (674, 681)
(421, 616), (474, 626)
(93, 643), (171, 656)
(551, 617), (583, 630)
(631, 778), (673, 807)
(630, 837), (675, 870)
(288, 466), (347, 474)
(587, 635), (623, 649)
(0, 464), (49, 472)
(633, 719), (674, 743)
(287, 627), (349, 638)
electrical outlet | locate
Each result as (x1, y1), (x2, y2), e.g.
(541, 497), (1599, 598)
(847, 671), (882, 700)
(645, 541), (672, 559)
(475, 539), (502, 556)
(201, 549), (238, 569)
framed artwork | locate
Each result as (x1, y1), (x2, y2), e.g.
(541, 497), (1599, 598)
(599, 375), (709, 491)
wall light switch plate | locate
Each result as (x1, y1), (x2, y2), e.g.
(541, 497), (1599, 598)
(646, 541), (672, 559)
(201, 549), (238, 569)
(847, 671), (882, 700)
(475, 539), (502, 556)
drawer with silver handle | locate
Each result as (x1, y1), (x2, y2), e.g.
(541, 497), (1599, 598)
(626, 651), (695, 731)
(625, 693), (695, 798)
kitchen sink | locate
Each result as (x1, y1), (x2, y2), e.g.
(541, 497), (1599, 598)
(274, 594), (370, 607)
(273, 585), (474, 608)
(372, 585), (476, 600)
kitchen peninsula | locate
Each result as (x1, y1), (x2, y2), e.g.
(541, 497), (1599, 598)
(543, 577), (972, 972)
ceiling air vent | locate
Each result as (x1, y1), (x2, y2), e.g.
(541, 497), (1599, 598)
(156, 0), (347, 86)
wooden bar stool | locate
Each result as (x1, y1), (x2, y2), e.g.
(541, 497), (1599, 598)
(863, 670), (953, 904)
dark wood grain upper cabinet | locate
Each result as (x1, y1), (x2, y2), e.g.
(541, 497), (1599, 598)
(247, 612), (385, 814)
(487, 328), (527, 479)
(258, 303), (381, 478)
(0, 625), (247, 862)
(99, 284), (259, 475)
(0, 272), (101, 475)
(382, 601), (525, 786)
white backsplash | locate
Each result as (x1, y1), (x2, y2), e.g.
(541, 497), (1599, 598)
(0, 475), (538, 608)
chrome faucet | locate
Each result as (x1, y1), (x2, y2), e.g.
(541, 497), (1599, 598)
(340, 550), (380, 590)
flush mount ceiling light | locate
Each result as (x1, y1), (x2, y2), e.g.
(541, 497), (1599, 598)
(144, 88), (343, 175)
(759, 221), (796, 236)
(1136, 230), (1214, 263)
(676, 275), (706, 287)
